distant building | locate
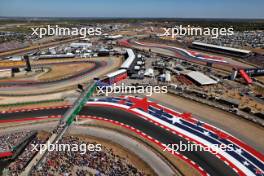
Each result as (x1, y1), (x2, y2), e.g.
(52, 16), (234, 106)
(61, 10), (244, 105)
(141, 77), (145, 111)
(165, 71), (171, 82)
(70, 42), (92, 48)
(184, 71), (218, 85)
(101, 69), (128, 85)
(105, 35), (123, 40)
(38, 53), (75, 59)
(48, 47), (56, 55)
(97, 48), (110, 56)
(144, 68), (154, 77)
(9, 56), (22, 61)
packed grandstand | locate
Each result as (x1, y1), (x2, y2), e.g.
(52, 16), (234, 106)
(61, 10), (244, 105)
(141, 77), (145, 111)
(2, 131), (147, 176)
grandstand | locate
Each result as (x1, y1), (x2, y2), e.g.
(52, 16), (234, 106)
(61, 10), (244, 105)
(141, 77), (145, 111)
(70, 42), (92, 48)
(120, 49), (137, 76)
(98, 48), (137, 86)
(191, 41), (252, 57)
(120, 49), (136, 69)
(244, 68), (264, 76)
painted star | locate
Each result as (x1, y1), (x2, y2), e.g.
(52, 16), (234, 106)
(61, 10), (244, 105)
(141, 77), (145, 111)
(169, 117), (182, 124)
(155, 109), (164, 118)
(243, 161), (249, 166)
(129, 97), (158, 112)
(196, 120), (204, 127)
(203, 131), (210, 136)
(235, 148), (243, 155)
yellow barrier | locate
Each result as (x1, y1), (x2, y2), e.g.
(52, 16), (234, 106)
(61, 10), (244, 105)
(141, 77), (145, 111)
(0, 61), (25, 67)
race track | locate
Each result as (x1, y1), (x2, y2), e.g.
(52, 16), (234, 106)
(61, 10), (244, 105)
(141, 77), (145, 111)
(0, 61), (103, 87)
(1, 97), (263, 176)
(0, 106), (235, 176)
(124, 40), (253, 69)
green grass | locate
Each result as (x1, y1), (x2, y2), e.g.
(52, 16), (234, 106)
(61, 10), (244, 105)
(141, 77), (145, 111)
(0, 99), (64, 107)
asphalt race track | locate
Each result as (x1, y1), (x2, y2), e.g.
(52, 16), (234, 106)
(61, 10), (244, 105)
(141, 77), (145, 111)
(0, 61), (104, 87)
(0, 106), (237, 176)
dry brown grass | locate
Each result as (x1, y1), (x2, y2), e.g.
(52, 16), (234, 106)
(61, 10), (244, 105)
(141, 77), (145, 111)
(38, 62), (94, 81)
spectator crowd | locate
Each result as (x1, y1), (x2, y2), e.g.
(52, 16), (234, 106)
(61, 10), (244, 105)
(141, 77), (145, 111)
(31, 136), (147, 176)
(0, 130), (33, 152)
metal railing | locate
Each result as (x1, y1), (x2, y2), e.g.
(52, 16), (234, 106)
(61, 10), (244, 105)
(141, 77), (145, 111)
(21, 81), (97, 175)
